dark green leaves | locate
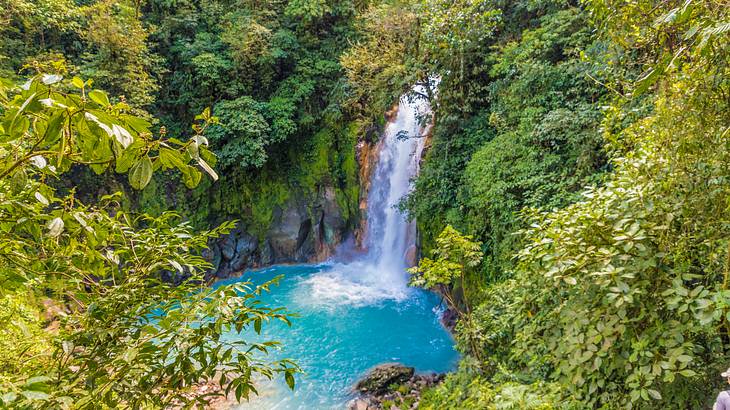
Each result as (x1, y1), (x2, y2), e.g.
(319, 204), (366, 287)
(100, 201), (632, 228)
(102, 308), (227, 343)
(285, 371), (295, 390)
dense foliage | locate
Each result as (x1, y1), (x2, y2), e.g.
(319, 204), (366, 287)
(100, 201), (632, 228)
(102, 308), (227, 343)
(139, 0), (364, 232)
(395, 0), (730, 408)
(0, 75), (298, 407)
(0, 0), (365, 237)
(2, 0), (729, 408)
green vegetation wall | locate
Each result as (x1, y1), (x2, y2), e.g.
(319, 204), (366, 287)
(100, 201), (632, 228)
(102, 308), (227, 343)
(345, 0), (730, 408)
(1, 0), (374, 274)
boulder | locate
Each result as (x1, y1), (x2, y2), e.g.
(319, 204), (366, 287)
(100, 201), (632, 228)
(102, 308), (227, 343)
(206, 183), (354, 278)
(219, 232), (237, 261)
(355, 363), (415, 394)
(347, 397), (377, 410)
(268, 201), (309, 262)
(230, 233), (257, 271)
(259, 239), (274, 266)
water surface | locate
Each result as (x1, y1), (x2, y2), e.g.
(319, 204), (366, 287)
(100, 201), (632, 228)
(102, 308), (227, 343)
(218, 263), (458, 409)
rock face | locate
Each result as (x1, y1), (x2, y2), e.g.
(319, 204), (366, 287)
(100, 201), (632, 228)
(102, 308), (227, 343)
(349, 363), (444, 410)
(355, 363), (415, 394)
(355, 137), (380, 249)
(354, 109), (396, 249)
(205, 185), (351, 279)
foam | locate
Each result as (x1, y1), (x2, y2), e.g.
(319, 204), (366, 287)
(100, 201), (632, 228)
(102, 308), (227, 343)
(294, 262), (411, 309)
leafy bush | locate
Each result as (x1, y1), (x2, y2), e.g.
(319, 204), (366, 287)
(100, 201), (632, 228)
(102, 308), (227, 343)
(420, 361), (574, 410)
(0, 75), (298, 407)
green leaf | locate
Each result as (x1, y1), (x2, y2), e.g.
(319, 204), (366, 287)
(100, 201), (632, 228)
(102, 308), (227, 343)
(72, 77), (85, 88)
(679, 369), (696, 377)
(25, 376), (50, 386)
(159, 148), (185, 170)
(634, 53), (672, 96)
(129, 156), (153, 190)
(10, 169), (27, 193)
(21, 390), (50, 400)
(285, 371), (295, 390)
(9, 92), (37, 131)
(88, 89), (110, 107)
(181, 166), (202, 189)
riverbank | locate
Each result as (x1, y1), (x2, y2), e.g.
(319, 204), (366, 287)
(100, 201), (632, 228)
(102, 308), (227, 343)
(347, 363), (445, 410)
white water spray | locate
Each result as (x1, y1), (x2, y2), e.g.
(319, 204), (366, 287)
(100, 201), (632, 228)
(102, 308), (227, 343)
(363, 92), (429, 284)
(298, 87), (432, 307)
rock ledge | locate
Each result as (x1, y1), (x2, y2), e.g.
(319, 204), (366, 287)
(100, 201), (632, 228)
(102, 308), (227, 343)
(348, 363), (444, 410)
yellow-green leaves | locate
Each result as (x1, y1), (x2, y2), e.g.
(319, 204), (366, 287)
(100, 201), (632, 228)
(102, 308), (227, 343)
(87, 89), (110, 107)
(409, 225), (482, 314)
(0, 75), (220, 190)
(129, 155), (153, 189)
(71, 77), (85, 89)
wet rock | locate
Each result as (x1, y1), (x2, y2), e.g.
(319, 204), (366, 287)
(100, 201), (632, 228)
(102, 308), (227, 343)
(440, 306), (458, 331)
(319, 187), (344, 244)
(350, 365), (444, 410)
(355, 138), (381, 248)
(268, 202), (306, 261)
(347, 397), (377, 410)
(220, 233), (237, 261)
(404, 245), (418, 268)
(230, 232), (257, 271)
(259, 239), (274, 266)
(355, 363), (415, 394)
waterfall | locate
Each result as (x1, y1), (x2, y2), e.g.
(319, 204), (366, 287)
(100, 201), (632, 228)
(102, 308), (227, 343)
(362, 91), (429, 284)
(232, 88), (454, 410)
(299, 87), (432, 307)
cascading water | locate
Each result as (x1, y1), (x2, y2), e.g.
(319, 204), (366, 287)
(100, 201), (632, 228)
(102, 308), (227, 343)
(363, 91), (428, 284)
(301, 88), (431, 305)
(225, 87), (456, 410)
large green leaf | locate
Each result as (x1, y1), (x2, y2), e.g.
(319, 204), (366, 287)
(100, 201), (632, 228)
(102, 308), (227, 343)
(129, 156), (153, 190)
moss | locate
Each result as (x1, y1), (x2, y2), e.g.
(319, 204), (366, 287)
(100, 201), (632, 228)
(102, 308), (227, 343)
(137, 176), (168, 216)
(294, 127), (333, 197)
(247, 177), (291, 240)
(132, 121), (364, 242)
(334, 122), (361, 224)
(207, 169), (291, 240)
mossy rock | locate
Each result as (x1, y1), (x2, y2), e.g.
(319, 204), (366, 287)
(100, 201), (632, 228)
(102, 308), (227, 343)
(355, 363), (415, 394)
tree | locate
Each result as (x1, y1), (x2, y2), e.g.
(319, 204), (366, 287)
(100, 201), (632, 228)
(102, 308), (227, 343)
(79, 0), (162, 107)
(408, 225), (483, 359)
(0, 74), (299, 408)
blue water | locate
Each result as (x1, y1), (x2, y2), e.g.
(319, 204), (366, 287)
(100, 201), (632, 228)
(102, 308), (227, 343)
(216, 263), (459, 409)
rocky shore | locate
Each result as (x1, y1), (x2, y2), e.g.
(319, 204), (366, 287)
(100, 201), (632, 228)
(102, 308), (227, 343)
(347, 363), (445, 410)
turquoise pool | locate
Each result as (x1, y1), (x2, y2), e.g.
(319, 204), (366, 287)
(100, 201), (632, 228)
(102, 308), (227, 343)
(217, 263), (459, 409)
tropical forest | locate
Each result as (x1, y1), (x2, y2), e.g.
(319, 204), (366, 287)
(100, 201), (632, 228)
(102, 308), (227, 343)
(0, 0), (728, 408)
